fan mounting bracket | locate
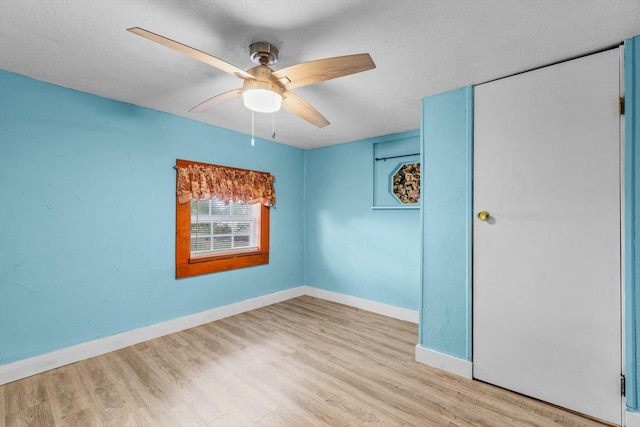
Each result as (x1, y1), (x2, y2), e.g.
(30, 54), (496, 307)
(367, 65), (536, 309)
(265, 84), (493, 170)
(249, 42), (278, 66)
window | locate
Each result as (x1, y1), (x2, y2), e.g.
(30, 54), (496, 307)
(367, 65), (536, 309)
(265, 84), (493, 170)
(175, 159), (273, 278)
(190, 198), (260, 258)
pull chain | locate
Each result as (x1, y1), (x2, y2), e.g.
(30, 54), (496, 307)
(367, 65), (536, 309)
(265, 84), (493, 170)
(251, 110), (255, 146)
(272, 111), (276, 139)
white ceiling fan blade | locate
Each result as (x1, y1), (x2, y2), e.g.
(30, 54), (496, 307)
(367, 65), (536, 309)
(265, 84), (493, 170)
(189, 89), (242, 113)
(272, 53), (375, 90)
(281, 91), (329, 128)
(127, 27), (254, 80)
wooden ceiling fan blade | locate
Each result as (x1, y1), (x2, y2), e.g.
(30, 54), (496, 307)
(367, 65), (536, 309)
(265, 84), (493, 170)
(189, 88), (242, 113)
(272, 53), (375, 90)
(127, 27), (254, 80)
(281, 91), (329, 128)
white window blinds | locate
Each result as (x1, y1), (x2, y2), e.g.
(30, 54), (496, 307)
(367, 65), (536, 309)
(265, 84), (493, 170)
(190, 197), (260, 258)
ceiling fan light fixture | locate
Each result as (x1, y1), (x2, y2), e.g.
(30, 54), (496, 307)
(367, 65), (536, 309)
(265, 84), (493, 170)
(243, 88), (282, 113)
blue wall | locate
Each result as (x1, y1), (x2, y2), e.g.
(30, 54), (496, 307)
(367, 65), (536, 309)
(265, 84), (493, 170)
(0, 70), (305, 365)
(304, 132), (421, 310)
(625, 35), (640, 411)
(419, 87), (473, 359)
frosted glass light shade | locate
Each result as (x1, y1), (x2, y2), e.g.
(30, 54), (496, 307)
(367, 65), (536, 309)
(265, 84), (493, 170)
(242, 89), (282, 113)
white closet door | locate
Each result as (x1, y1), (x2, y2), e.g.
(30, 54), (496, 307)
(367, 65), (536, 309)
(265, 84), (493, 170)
(473, 48), (621, 424)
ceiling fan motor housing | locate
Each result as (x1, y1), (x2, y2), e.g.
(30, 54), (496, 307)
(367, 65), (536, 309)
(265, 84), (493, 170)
(243, 65), (285, 95)
(249, 42), (278, 65)
(242, 64), (285, 113)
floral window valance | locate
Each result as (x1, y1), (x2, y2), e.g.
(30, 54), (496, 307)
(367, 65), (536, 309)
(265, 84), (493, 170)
(176, 160), (276, 206)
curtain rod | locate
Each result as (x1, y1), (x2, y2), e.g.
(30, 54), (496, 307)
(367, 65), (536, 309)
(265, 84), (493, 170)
(173, 153), (420, 167)
(375, 153), (420, 162)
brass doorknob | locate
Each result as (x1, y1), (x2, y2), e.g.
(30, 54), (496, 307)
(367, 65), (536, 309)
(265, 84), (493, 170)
(477, 211), (490, 221)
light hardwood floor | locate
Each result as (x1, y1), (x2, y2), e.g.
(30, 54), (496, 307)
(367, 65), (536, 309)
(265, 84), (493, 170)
(2, 296), (608, 426)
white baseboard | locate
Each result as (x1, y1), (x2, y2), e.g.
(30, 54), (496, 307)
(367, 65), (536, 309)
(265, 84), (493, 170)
(415, 344), (473, 379)
(304, 286), (419, 323)
(628, 411), (640, 427)
(0, 286), (306, 385)
(0, 286), (418, 385)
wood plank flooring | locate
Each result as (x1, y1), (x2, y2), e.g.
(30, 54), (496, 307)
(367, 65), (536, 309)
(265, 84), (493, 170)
(1, 296), (608, 426)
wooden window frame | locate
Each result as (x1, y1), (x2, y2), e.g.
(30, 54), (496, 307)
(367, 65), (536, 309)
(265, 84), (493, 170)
(175, 159), (270, 278)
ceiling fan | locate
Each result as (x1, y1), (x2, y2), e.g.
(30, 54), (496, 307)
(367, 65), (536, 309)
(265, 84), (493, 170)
(127, 27), (376, 128)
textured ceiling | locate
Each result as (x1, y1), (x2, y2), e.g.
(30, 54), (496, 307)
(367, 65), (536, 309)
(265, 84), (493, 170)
(1, 1), (640, 149)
